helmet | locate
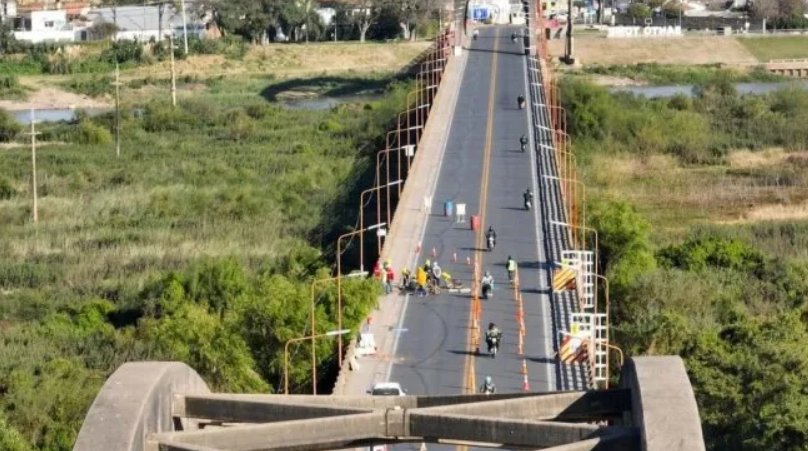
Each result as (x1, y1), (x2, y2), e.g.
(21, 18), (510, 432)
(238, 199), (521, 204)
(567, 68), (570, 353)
(485, 271), (491, 277)
(489, 322), (495, 329)
(485, 376), (492, 384)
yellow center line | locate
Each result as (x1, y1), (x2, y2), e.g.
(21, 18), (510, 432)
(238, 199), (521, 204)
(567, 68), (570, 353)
(461, 25), (500, 405)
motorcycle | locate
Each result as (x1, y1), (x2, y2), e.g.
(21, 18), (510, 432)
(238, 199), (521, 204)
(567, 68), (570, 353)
(518, 97), (526, 110)
(487, 235), (495, 252)
(524, 198), (532, 211)
(521, 142), (527, 153)
(487, 336), (499, 358)
(482, 283), (493, 300)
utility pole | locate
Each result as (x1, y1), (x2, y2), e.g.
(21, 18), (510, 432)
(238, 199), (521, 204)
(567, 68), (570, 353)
(143, 0), (148, 41)
(114, 63), (122, 157)
(564, 0), (575, 64)
(180, 0), (189, 55)
(28, 109), (39, 223)
(169, 29), (177, 106)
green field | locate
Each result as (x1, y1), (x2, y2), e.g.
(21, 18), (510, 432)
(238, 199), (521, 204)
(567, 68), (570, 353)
(0, 73), (409, 451)
(738, 35), (808, 61)
(563, 77), (808, 451)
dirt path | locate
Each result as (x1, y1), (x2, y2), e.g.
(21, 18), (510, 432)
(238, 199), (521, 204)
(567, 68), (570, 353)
(548, 36), (758, 65)
(0, 86), (110, 111)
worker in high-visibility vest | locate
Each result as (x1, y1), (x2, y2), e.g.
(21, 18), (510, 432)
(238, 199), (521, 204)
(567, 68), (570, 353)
(507, 256), (517, 282)
(416, 266), (428, 297)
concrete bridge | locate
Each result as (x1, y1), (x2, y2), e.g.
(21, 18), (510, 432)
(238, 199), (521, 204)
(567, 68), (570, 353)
(73, 358), (702, 451)
(766, 59), (808, 77)
(72, 1), (707, 450)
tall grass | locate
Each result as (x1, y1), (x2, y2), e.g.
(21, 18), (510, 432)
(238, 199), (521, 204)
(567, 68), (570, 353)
(0, 82), (410, 296)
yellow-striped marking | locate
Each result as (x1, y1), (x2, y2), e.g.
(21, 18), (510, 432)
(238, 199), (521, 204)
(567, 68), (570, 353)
(552, 267), (577, 292)
(461, 25), (500, 410)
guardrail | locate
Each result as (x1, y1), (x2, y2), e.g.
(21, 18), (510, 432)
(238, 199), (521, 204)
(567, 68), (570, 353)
(523, 0), (609, 391)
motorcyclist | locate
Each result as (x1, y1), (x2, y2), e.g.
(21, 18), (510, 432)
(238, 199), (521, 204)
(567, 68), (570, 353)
(523, 188), (533, 210)
(480, 375), (496, 394)
(481, 271), (494, 299)
(485, 323), (502, 353)
(486, 226), (497, 251)
(517, 94), (526, 109)
(520, 134), (528, 152)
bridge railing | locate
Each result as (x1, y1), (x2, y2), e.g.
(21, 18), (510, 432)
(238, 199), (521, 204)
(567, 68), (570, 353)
(331, 25), (456, 395)
(523, 0), (613, 391)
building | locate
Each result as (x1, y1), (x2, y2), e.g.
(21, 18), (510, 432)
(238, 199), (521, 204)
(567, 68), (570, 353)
(85, 4), (203, 42)
(12, 8), (76, 42)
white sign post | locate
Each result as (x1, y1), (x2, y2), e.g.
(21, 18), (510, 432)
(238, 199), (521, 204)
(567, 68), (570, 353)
(455, 203), (467, 223)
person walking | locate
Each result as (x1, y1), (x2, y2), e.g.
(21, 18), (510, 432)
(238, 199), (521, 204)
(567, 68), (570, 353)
(507, 256), (517, 283)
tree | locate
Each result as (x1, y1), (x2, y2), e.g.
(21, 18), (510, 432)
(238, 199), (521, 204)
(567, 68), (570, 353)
(89, 20), (120, 40)
(392, 0), (438, 40)
(279, 0), (325, 42)
(751, 0), (780, 18)
(351, 0), (386, 43)
(588, 197), (656, 295)
(199, 0), (283, 43)
(627, 3), (652, 19)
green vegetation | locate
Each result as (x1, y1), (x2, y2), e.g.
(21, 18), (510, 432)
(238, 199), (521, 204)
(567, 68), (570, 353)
(738, 36), (808, 61)
(0, 75), (410, 450)
(563, 78), (808, 451)
(0, 74), (31, 100)
(579, 63), (784, 85)
(562, 78), (808, 236)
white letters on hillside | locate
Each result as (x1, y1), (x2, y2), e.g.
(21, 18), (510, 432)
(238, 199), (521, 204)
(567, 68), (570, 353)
(607, 25), (683, 38)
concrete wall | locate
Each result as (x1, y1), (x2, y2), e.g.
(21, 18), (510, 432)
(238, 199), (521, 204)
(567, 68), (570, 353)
(619, 356), (705, 451)
(72, 362), (210, 451)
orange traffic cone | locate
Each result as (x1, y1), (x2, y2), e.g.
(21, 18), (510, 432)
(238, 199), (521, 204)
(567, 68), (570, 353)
(431, 247), (437, 258)
(453, 251), (457, 263)
(522, 373), (530, 391)
(416, 242), (422, 253)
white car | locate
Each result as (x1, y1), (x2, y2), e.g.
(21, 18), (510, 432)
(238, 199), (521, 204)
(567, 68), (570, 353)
(368, 382), (406, 396)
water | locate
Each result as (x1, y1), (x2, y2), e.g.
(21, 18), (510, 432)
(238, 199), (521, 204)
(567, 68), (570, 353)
(10, 108), (110, 125)
(283, 93), (383, 110)
(7, 93), (384, 124)
(609, 80), (808, 98)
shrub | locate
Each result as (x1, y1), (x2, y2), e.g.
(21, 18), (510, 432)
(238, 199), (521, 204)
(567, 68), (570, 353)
(0, 177), (16, 200)
(0, 108), (22, 142)
(73, 120), (113, 145)
(141, 100), (195, 132)
(100, 40), (146, 65)
(62, 75), (113, 97)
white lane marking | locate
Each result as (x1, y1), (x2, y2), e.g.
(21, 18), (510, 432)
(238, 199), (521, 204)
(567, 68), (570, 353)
(522, 52), (555, 390)
(385, 49), (470, 384)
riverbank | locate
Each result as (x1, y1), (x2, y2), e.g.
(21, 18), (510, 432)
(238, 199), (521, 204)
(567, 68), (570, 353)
(549, 34), (808, 66)
(0, 41), (428, 112)
(563, 78), (808, 451)
(0, 73), (409, 451)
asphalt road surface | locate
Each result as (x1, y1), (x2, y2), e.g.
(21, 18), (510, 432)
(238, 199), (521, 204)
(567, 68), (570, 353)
(386, 25), (558, 449)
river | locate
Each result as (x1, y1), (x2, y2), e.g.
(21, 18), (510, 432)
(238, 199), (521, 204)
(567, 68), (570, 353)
(8, 94), (384, 125)
(609, 80), (808, 98)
